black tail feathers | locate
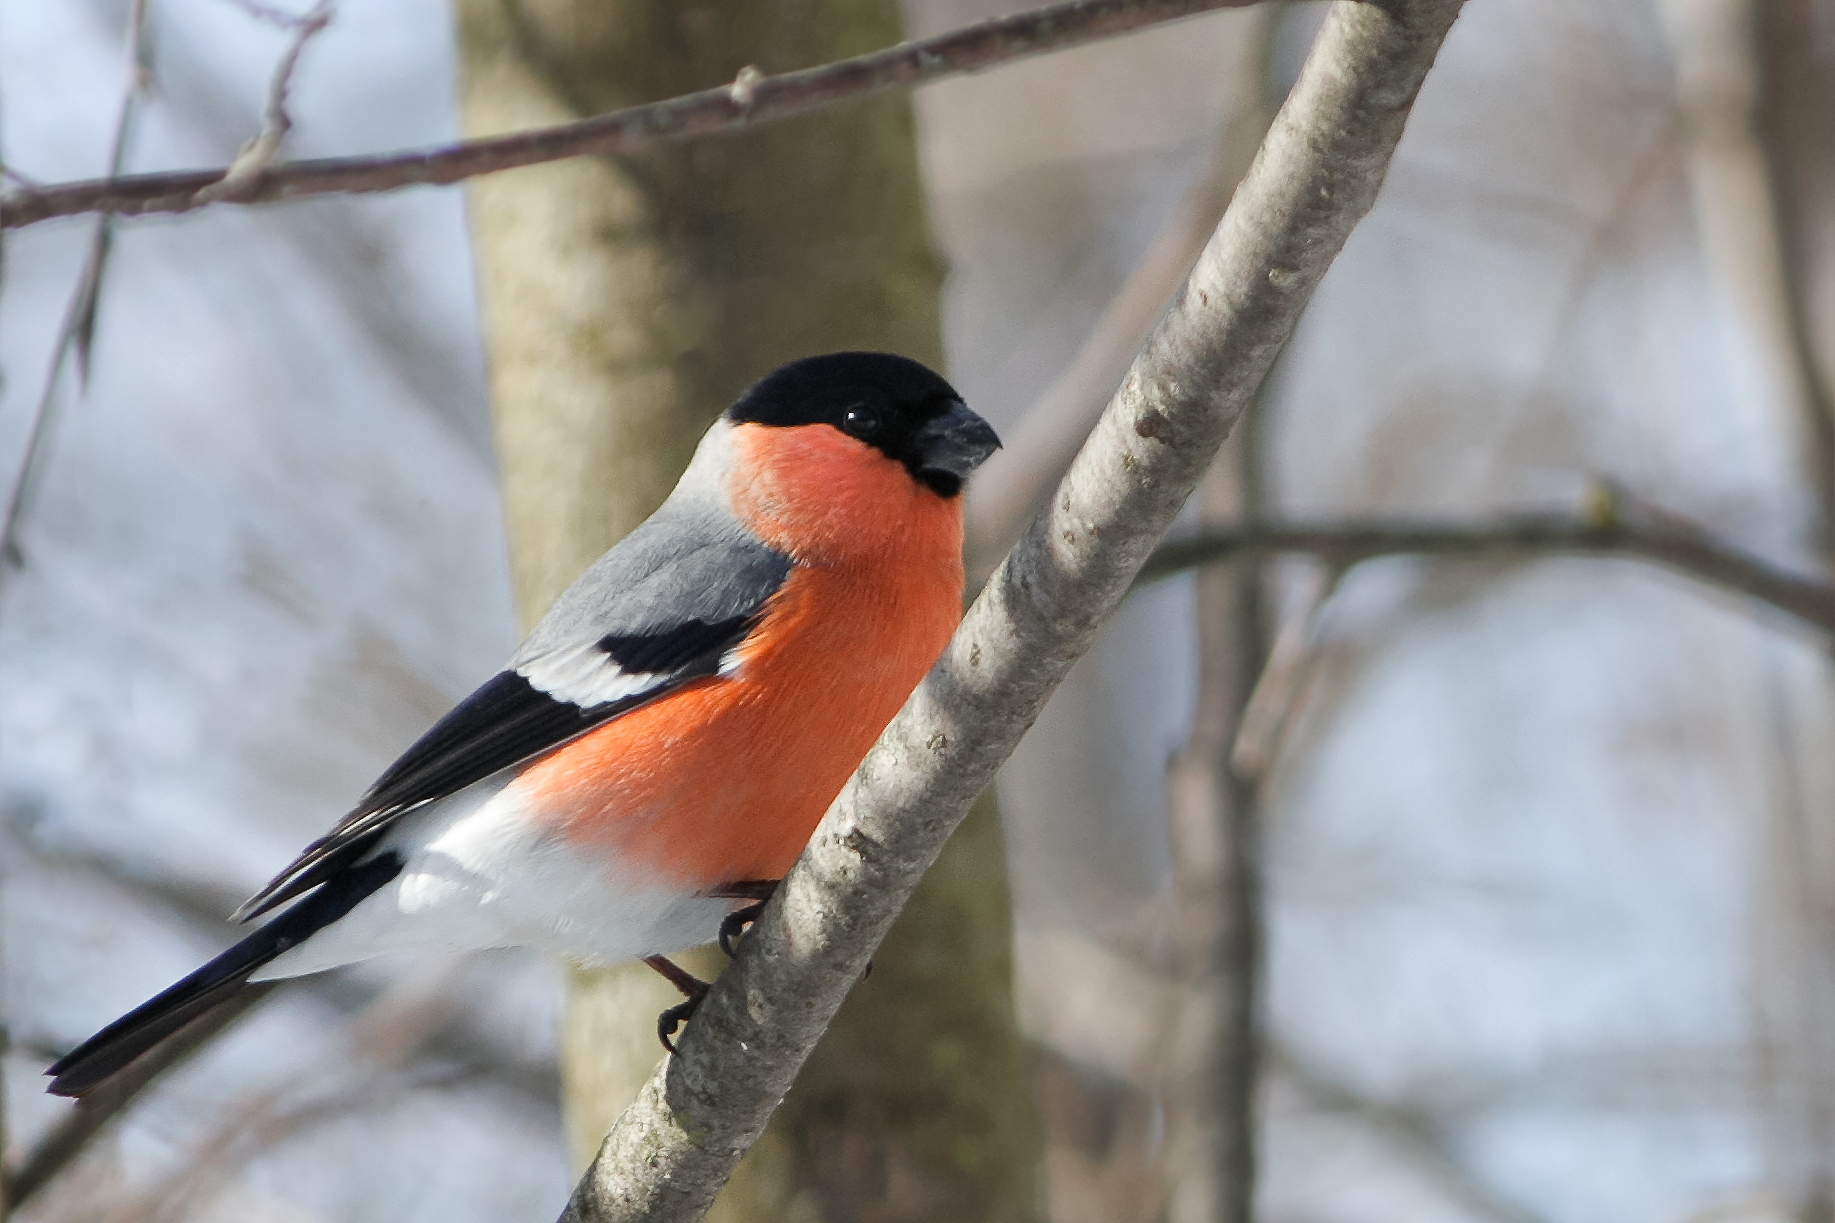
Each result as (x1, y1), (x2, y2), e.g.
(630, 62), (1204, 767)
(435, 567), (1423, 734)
(46, 852), (403, 1097)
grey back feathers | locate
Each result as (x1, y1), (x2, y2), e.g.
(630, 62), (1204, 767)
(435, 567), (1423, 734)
(514, 429), (790, 704)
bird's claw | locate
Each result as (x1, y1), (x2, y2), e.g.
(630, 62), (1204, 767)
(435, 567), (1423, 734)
(711, 879), (777, 958)
(657, 993), (704, 1055)
(718, 900), (768, 958)
(642, 954), (710, 1055)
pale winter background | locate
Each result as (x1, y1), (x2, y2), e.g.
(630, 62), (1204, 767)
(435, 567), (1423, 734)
(2, 1), (1832, 1221)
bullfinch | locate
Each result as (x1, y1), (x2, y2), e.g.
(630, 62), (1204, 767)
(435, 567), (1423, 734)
(47, 351), (1000, 1096)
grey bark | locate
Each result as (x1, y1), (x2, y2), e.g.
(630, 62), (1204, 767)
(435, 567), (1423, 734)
(558, 1), (1468, 1219)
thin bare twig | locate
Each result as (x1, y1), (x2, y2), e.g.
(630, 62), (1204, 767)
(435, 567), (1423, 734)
(0, 0), (151, 571)
(1229, 561), (1336, 782)
(255, 3), (332, 153)
(1269, 1041), (1554, 1223)
(1139, 514), (1835, 632)
(0, 0), (1266, 230)
(199, 0), (334, 202)
(558, 3), (1465, 1218)
(135, 11), (491, 454)
(216, 0), (320, 25)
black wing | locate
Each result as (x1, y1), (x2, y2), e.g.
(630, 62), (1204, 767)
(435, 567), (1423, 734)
(238, 504), (790, 921)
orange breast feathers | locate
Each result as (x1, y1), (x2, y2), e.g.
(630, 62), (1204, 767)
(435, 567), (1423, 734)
(516, 421), (967, 886)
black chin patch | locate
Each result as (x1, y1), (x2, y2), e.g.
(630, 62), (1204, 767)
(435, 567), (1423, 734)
(918, 470), (962, 498)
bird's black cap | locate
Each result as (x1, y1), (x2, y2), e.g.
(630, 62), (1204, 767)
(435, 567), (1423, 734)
(727, 352), (1000, 497)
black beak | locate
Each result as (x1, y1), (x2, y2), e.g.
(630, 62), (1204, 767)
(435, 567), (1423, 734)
(913, 401), (1001, 496)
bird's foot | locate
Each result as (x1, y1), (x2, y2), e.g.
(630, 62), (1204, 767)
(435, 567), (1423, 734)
(711, 879), (778, 958)
(642, 954), (709, 1055)
(642, 882), (780, 1052)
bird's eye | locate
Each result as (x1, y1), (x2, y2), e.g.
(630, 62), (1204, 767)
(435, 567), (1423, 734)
(841, 404), (881, 437)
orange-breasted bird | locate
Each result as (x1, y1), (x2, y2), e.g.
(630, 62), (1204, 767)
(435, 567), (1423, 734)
(47, 352), (999, 1097)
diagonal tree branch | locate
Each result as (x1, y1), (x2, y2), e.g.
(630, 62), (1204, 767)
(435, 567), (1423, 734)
(1138, 514), (1835, 634)
(556, 2), (1467, 1219)
(0, 0), (1266, 230)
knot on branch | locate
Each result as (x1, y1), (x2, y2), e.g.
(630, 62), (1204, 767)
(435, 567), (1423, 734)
(1133, 409), (1171, 440)
(841, 825), (885, 867)
(729, 65), (766, 110)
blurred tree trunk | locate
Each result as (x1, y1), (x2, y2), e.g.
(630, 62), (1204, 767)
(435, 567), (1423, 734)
(1755, 0), (1835, 548)
(1162, 18), (1280, 1222)
(450, 2), (1038, 1220)
(1751, 7), (1835, 1221)
(1164, 399), (1265, 1223)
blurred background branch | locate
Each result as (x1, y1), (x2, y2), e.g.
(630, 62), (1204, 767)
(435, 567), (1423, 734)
(1141, 510), (1835, 634)
(1267, 1041), (1553, 1223)
(0, 0), (148, 575)
(0, 0), (1261, 230)
(200, 0), (334, 197)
